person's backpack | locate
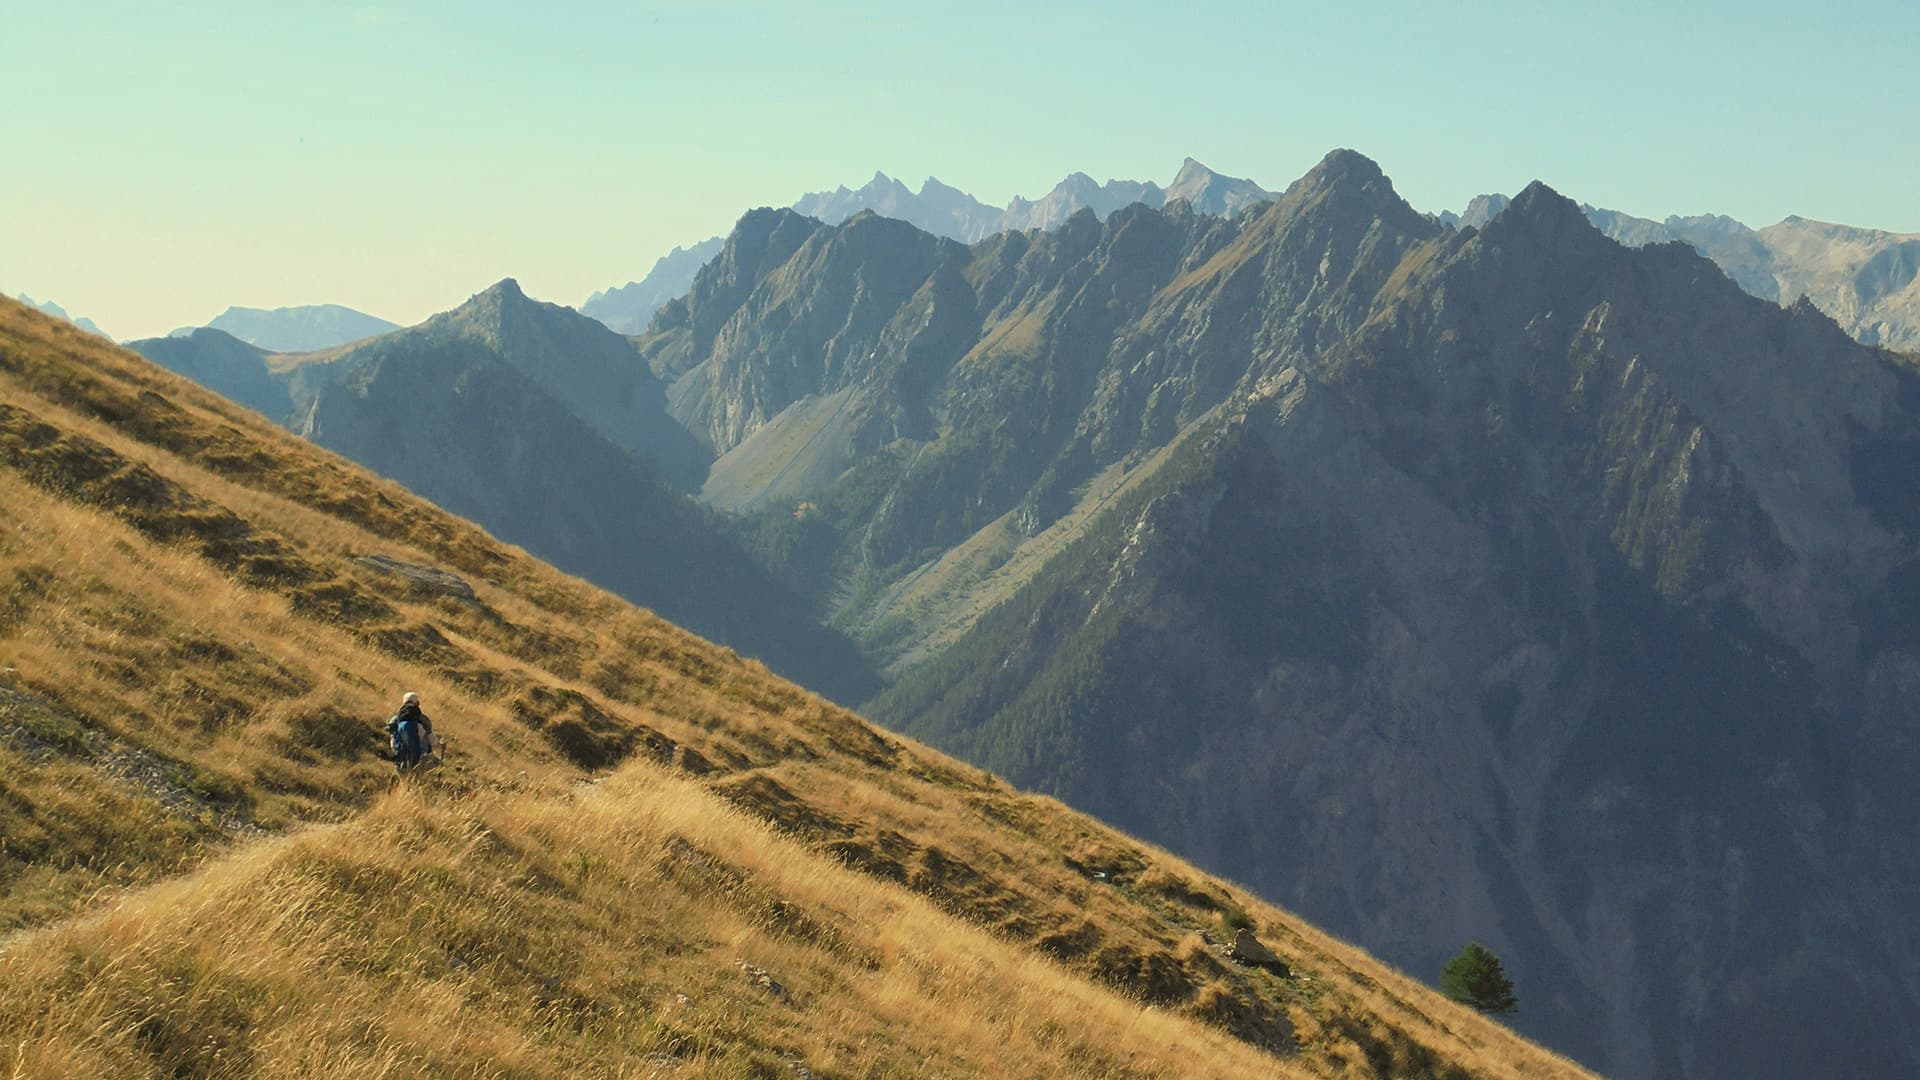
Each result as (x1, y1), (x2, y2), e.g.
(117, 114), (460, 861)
(386, 712), (422, 767)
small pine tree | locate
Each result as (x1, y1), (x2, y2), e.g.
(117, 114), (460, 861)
(1440, 942), (1518, 1014)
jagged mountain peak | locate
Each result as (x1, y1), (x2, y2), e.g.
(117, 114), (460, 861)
(444, 277), (557, 331)
(1304, 147), (1387, 186)
(422, 278), (639, 361)
(1053, 171), (1103, 194)
(739, 204), (809, 231)
(919, 175), (965, 198)
(478, 276), (526, 301)
(858, 170), (907, 192)
(1269, 147), (1424, 233)
(1667, 211), (1753, 236)
(713, 207), (828, 268)
(1171, 155), (1212, 180)
(1478, 180), (1599, 245)
(1166, 158), (1218, 195)
(1164, 157), (1276, 217)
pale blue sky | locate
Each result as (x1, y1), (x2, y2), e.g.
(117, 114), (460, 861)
(4, 1), (1915, 340)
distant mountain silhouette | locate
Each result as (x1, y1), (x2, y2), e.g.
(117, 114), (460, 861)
(581, 238), (726, 334)
(13, 293), (109, 339)
(168, 303), (400, 352)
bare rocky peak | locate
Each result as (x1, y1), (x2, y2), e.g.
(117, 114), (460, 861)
(1458, 192), (1512, 228)
(1166, 156), (1278, 217)
(1451, 190), (1920, 349)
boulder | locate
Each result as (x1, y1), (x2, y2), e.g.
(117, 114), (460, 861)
(1230, 928), (1286, 973)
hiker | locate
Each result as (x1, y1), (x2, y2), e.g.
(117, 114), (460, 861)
(386, 691), (435, 774)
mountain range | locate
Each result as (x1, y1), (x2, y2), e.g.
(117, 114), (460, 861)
(127, 149), (1920, 1078)
(648, 152), (1919, 1078)
(581, 158), (1278, 333)
(3, 293), (1590, 1077)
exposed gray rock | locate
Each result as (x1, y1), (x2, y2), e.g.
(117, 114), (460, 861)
(1228, 928), (1285, 972)
(356, 554), (479, 603)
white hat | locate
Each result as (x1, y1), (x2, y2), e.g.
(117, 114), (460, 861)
(402, 691), (420, 705)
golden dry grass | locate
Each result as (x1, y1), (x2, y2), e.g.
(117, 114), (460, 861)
(1, 767), (1309, 1079)
(0, 296), (1594, 1078)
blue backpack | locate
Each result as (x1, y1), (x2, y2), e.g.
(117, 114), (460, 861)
(387, 713), (422, 768)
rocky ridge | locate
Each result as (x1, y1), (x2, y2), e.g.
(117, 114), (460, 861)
(1448, 193), (1920, 350)
(582, 159), (1277, 334)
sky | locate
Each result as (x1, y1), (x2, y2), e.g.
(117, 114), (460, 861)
(4, 0), (1916, 341)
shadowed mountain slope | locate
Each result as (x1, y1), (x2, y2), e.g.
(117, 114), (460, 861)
(0, 295), (1589, 1079)
(867, 181), (1920, 1079)
(131, 283), (872, 702)
(623, 150), (1919, 1077)
(124, 327), (291, 420)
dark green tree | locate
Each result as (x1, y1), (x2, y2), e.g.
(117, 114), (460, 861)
(1439, 942), (1518, 1014)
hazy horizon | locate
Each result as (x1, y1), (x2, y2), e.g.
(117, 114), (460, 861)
(6, 1), (1916, 341)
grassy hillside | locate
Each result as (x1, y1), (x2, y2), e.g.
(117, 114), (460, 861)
(0, 297), (1589, 1078)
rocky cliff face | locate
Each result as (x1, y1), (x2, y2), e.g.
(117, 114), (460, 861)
(865, 180), (1920, 1079)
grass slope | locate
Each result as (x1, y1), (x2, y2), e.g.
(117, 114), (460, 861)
(0, 298), (1588, 1078)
